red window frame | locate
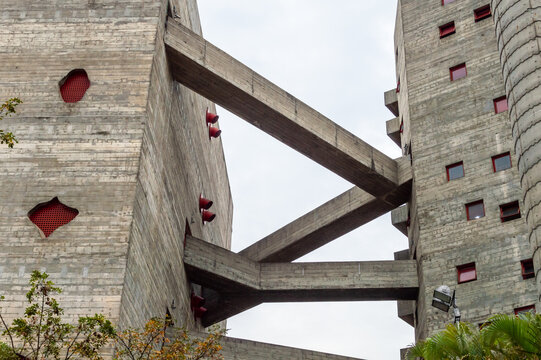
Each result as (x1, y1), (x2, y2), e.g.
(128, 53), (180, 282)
(457, 263), (477, 284)
(399, 119), (404, 133)
(500, 201), (521, 222)
(494, 96), (508, 113)
(446, 161), (464, 181)
(521, 259), (535, 280)
(450, 63), (467, 81)
(441, 0), (456, 5)
(474, 5), (492, 22)
(439, 22), (456, 38)
(396, 78), (400, 93)
(466, 200), (485, 220)
(492, 152), (512, 172)
(514, 305), (535, 315)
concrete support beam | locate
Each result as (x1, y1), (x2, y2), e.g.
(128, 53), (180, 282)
(391, 205), (409, 236)
(394, 249), (415, 327)
(384, 89), (399, 117)
(184, 235), (418, 325)
(165, 19), (400, 197)
(386, 117), (401, 147)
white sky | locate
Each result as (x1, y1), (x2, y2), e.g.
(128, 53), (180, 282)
(196, 1), (413, 359)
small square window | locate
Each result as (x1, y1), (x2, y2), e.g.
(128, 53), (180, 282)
(457, 263), (477, 284)
(450, 63), (467, 81)
(474, 5), (492, 22)
(466, 200), (485, 220)
(500, 201), (521, 222)
(492, 152), (512, 172)
(514, 305), (535, 315)
(439, 22), (456, 38)
(442, 0), (456, 5)
(446, 161), (464, 181)
(494, 96), (508, 113)
(521, 259), (535, 280)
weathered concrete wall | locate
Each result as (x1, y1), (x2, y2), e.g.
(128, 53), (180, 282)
(0, 0), (159, 324)
(394, 0), (537, 339)
(118, 0), (233, 330)
(491, 0), (541, 311)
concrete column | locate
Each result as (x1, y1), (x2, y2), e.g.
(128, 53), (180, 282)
(491, 0), (541, 308)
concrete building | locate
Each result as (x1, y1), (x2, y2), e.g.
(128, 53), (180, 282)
(1, 0), (541, 359)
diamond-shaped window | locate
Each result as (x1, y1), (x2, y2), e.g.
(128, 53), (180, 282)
(28, 197), (79, 238)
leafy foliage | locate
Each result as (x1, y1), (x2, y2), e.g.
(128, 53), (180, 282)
(407, 312), (541, 360)
(0, 271), (225, 359)
(0, 98), (22, 148)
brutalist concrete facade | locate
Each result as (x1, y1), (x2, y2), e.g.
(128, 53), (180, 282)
(390, 0), (538, 340)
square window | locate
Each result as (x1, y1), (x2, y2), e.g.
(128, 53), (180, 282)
(450, 63), (467, 81)
(500, 201), (521, 222)
(446, 161), (464, 181)
(466, 200), (485, 220)
(514, 305), (535, 315)
(521, 259), (535, 280)
(492, 152), (512, 172)
(494, 96), (508, 113)
(439, 22), (456, 38)
(457, 263), (477, 284)
(442, 0), (456, 5)
(474, 5), (492, 22)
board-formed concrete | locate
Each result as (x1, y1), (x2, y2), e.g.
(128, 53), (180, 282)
(164, 18), (402, 198)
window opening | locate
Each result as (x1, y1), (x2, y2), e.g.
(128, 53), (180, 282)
(492, 152), (511, 172)
(466, 200), (485, 220)
(474, 5), (492, 22)
(457, 263), (477, 284)
(396, 78), (400, 93)
(399, 119), (404, 133)
(450, 63), (467, 81)
(439, 22), (456, 38)
(59, 69), (90, 103)
(28, 197), (79, 238)
(494, 96), (508, 113)
(446, 161), (464, 181)
(515, 305), (536, 315)
(500, 201), (521, 222)
(521, 259), (535, 280)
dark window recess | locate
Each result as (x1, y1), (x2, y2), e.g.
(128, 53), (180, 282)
(28, 197), (79, 238)
(59, 69), (90, 103)
(515, 305), (536, 315)
(450, 63), (467, 81)
(492, 152), (512, 172)
(521, 259), (535, 280)
(396, 78), (400, 93)
(442, 0), (456, 5)
(500, 201), (521, 222)
(439, 22), (456, 38)
(466, 200), (485, 220)
(446, 161), (464, 181)
(399, 119), (404, 133)
(494, 96), (508, 113)
(457, 263), (477, 284)
(474, 5), (492, 22)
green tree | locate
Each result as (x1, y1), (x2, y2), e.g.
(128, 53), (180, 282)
(0, 98), (22, 148)
(407, 313), (541, 360)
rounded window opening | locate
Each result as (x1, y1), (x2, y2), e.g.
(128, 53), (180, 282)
(28, 197), (79, 238)
(59, 69), (90, 103)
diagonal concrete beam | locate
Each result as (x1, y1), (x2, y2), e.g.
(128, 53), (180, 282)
(165, 18), (400, 198)
(184, 236), (418, 325)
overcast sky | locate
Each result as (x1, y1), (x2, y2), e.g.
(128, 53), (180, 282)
(196, 1), (413, 359)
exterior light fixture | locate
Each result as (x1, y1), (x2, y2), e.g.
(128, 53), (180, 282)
(432, 285), (461, 323)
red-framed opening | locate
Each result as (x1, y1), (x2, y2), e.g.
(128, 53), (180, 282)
(457, 262), (477, 284)
(500, 201), (521, 222)
(59, 69), (90, 103)
(492, 152), (512, 172)
(474, 5), (492, 22)
(450, 63), (467, 81)
(399, 119), (404, 133)
(446, 161), (464, 181)
(493, 95), (508, 113)
(466, 200), (485, 220)
(521, 259), (535, 280)
(439, 21), (456, 38)
(396, 78), (400, 93)
(515, 305), (536, 315)
(27, 197), (79, 238)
